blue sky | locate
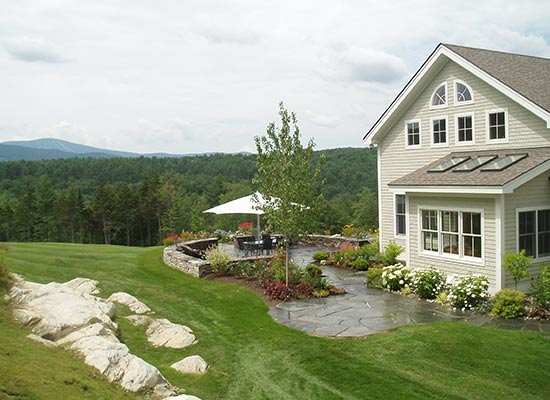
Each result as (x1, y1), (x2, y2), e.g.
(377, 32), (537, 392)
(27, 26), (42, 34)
(1, 0), (550, 154)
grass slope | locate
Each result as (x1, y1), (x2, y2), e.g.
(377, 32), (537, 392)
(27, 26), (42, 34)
(2, 243), (550, 400)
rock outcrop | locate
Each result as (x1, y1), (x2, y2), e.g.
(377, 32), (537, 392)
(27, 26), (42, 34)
(146, 318), (197, 349)
(11, 280), (117, 341)
(171, 355), (209, 375)
(108, 292), (152, 314)
(7, 275), (204, 399)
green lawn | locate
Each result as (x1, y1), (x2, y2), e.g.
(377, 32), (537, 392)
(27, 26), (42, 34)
(2, 242), (550, 400)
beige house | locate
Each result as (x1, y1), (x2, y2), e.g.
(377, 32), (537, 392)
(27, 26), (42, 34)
(364, 44), (550, 292)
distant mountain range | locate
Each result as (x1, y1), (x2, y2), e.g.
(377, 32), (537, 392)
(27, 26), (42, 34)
(0, 138), (247, 161)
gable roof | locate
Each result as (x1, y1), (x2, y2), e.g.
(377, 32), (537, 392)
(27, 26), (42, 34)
(389, 146), (550, 194)
(364, 44), (550, 146)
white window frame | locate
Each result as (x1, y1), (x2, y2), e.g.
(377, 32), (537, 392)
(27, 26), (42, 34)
(516, 206), (550, 261)
(430, 115), (449, 147)
(430, 81), (448, 110)
(486, 108), (509, 144)
(454, 79), (474, 106)
(455, 112), (475, 146)
(418, 206), (484, 265)
(405, 119), (422, 149)
(394, 193), (406, 237)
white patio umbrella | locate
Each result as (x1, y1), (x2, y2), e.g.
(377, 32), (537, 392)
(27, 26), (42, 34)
(203, 192), (268, 232)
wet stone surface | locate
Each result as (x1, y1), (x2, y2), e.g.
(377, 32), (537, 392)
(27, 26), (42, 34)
(268, 246), (550, 337)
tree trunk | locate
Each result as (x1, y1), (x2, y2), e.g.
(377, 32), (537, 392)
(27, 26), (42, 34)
(285, 236), (290, 286)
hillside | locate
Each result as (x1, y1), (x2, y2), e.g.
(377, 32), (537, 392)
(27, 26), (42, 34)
(0, 138), (240, 161)
(2, 243), (550, 400)
(0, 147), (377, 245)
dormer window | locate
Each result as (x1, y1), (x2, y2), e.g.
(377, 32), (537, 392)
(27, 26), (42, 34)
(455, 80), (474, 105)
(430, 83), (447, 109)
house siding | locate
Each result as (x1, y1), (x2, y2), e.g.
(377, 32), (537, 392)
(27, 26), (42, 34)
(504, 172), (550, 290)
(378, 58), (550, 271)
(408, 194), (497, 287)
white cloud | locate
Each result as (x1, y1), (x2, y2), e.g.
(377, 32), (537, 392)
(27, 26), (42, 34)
(3, 37), (69, 63)
(0, 0), (550, 153)
(305, 110), (339, 128)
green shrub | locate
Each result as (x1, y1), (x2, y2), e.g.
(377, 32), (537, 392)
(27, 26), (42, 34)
(530, 266), (550, 310)
(365, 266), (383, 288)
(412, 267), (447, 300)
(356, 242), (382, 264)
(502, 250), (531, 289)
(383, 241), (403, 265)
(491, 289), (526, 319)
(205, 246), (231, 274)
(312, 251), (329, 262)
(351, 258), (369, 270)
(304, 264), (323, 277)
(381, 263), (411, 292)
(229, 261), (256, 277)
(448, 274), (490, 310)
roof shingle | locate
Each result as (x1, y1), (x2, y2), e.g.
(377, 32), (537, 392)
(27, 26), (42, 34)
(444, 44), (550, 114)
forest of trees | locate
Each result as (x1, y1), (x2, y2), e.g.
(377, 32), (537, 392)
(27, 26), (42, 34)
(0, 147), (377, 246)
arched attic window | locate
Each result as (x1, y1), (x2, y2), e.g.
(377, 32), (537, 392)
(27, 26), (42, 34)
(455, 80), (474, 104)
(430, 82), (447, 108)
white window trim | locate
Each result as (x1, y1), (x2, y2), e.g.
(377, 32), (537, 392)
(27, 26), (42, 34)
(455, 112), (475, 146)
(516, 206), (550, 261)
(417, 206), (485, 265)
(430, 115), (449, 147)
(486, 108), (509, 144)
(405, 119), (422, 149)
(394, 193), (406, 238)
(429, 81), (448, 110)
(454, 79), (474, 106)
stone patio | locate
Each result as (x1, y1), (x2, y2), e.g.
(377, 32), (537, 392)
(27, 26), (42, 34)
(269, 247), (550, 337)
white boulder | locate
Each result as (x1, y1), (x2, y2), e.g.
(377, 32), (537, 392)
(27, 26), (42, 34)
(162, 395), (203, 400)
(71, 335), (169, 392)
(56, 322), (119, 346)
(108, 292), (151, 314)
(171, 355), (209, 375)
(126, 314), (152, 327)
(146, 319), (197, 349)
(63, 278), (100, 295)
(11, 281), (117, 341)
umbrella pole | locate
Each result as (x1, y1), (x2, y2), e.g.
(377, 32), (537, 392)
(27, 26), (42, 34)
(256, 214), (261, 235)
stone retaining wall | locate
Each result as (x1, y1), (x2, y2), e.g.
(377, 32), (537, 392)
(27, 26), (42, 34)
(306, 234), (370, 247)
(163, 245), (212, 278)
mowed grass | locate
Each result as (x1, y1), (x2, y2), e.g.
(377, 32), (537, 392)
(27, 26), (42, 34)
(2, 242), (550, 400)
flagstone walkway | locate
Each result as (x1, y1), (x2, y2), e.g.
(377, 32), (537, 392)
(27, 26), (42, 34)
(269, 252), (550, 337)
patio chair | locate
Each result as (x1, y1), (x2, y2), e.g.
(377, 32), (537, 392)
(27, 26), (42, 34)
(262, 235), (273, 255)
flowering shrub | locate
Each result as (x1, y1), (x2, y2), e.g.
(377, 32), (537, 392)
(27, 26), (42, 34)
(412, 268), (447, 300)
(237, 221), (253, 234)
(205, 247), (231, 274)
(448, 274), (490, 310)
(491, 289), (526, 319)
(530, 266), (550, 310)
(381, 263), (412, 292)
(162, 232), (181, 246)
(342, 224), (368, 238)
(180, 230), (213, 241)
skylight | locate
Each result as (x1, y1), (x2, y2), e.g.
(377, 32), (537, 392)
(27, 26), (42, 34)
(480, 154), (527, 171)
(428, 156), (470, 172)
(453, 155), (497, 172)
